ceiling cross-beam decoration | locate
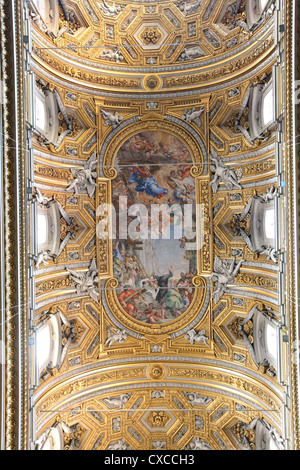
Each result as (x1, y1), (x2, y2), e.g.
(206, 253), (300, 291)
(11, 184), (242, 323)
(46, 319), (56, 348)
(13, 0), (292, 451)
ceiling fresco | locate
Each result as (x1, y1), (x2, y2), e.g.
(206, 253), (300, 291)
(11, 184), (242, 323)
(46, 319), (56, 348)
(30, 0), (275, 93)
(0, 0), (295, 451)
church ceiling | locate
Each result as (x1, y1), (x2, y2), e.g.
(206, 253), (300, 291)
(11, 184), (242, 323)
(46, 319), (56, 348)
(30, 0), (275, 94)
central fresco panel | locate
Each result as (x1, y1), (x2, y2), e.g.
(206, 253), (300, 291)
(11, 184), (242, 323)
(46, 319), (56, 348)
(97, 119), (210, 334)
(112, 130), (197, 324)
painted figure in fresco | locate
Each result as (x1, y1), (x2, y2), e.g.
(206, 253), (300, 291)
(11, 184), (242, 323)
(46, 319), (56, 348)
(162, 285), (183, 317)
(166, 168), (195, 204)
(211, 256), (244, 304)
(129, 164), (168, 199)
(66, 154), (98, 198)
(209, 148), (242, 193)
(112, 131), (198, 324)
(138, 303), (166, 324)
(113, 241), (124, 279)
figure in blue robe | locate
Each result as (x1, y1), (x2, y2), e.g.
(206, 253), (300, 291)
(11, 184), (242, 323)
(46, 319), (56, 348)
(129, 165), (168, 199)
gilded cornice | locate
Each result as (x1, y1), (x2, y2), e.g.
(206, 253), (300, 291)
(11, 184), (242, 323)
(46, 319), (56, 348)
(31, 18), (274, 74)
(29, 1), (275, 94)
(33, 361), (283, 447)
(22, 0), (295, 450)
(30, 51), (277, 100)
(0, 0), (27, 449)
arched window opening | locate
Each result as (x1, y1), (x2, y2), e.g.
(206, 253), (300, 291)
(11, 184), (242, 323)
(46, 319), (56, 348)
(35, 422), (81, 450)
(245, 0), (275, 30)
(261, 86), (274, 127)
(264, 207), (275, 241)
(33, 307), (80, 383)
(41, 426), (63, 450)
(260, 0), (269, 10)
(36, 201), (61, 254)
(33, 0), (47, 19)
(31, 0), (60, 35)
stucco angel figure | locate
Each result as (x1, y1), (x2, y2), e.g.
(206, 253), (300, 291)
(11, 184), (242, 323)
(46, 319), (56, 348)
(104, 327), (128, 348)
(100, 109), (124, 129)
(103, 393), (131, 409)
(66, 259), (99, 301)
(233, 86), (254, 144)
(184, 329), (209, 346)
(107, 438), (130, 450)
(209, 148), (242, 193)
(183, 391), (212, 406)
(259, 246), (279, 263)
(100, 48), (124, 63)
(211, 256), (244, 304)
(181, 107), (204, 126)
(33, 187), (55, 207)
(66, 153), (97, 198)
(188, 437), (212, 450)
(257, 186), (278, 203)
(152, 441), (166, 450)
(176, 1), (201, 15)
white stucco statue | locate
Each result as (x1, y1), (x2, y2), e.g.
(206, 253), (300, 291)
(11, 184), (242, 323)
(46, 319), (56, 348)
(100, 109), (124, 129)
(100, 48), (124, 63)
(33, 187), (55, 207)
(107, 438), (129, 450)
(34, 250), (55, 269)
(181, 107), (204, 126)
(66, 153), (98, 198)
(99, 0), (125, 16)
(188, 437), (212, 450)
(183, 391), (213, 406)
(104, 327), (128, 348)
